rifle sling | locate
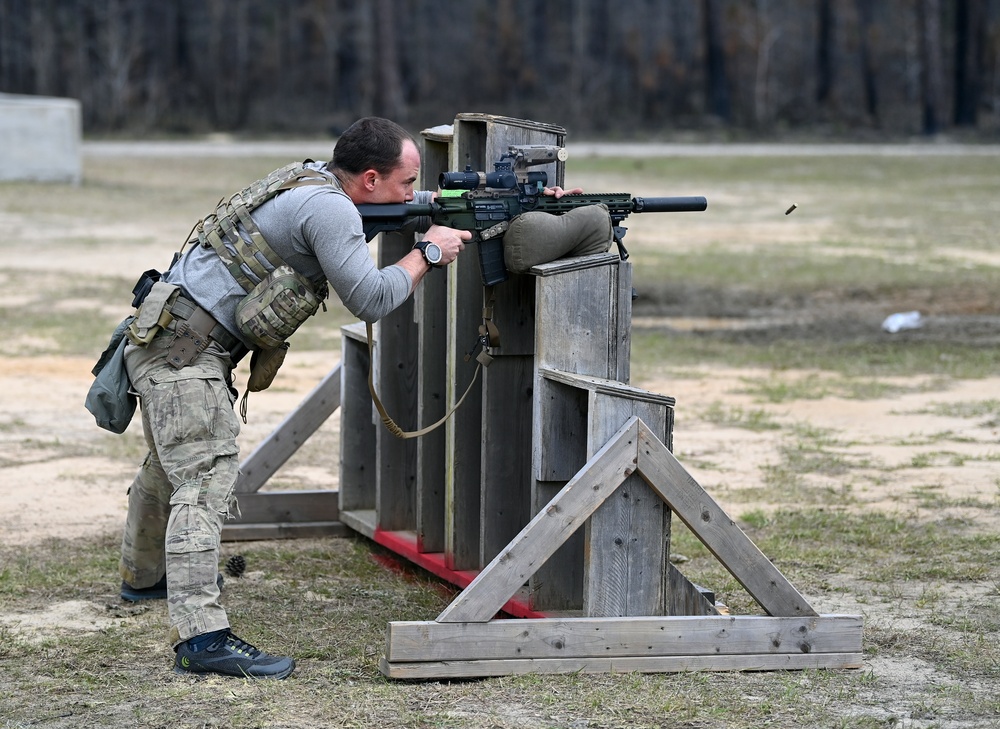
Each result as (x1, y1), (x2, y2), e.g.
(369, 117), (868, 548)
(366, 322), (482, 440)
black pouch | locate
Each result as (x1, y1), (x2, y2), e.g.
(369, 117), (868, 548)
(131, 269), (162, 308)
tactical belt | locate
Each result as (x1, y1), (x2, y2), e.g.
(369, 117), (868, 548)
(165, 294), (244, 369)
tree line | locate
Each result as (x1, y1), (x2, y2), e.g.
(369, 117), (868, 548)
(1, 0), (998, 138)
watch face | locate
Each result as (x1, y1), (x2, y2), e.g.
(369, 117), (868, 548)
(425, 242), (443, 265)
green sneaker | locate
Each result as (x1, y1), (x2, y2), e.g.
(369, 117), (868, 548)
(120, 573), (224, 602)
(174, 631), (295, 679)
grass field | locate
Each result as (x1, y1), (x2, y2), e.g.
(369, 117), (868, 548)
(0, 143), (998, 728)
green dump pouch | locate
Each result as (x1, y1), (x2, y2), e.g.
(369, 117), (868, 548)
(234, 265), (326, 351)
(85, 316), (138, 434)
(503, 204), (613, 274)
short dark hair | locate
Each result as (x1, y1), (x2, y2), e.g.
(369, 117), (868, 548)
(330, 117), (416, 177)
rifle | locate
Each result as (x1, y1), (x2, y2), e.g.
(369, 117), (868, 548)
(357, 145), (708, 287)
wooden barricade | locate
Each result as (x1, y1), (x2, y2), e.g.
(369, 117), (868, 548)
(223, 114), (863, 678)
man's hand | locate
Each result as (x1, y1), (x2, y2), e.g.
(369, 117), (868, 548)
(424, 224), (470, 266)
(543, 186), (584, 199)
(400, 224), (470, 290)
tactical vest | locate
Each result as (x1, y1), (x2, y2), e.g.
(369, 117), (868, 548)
(195, 161), (333, 350)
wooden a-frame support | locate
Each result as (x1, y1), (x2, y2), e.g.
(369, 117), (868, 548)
(380, 416), (863, 679)
(221, 364), (347, 541)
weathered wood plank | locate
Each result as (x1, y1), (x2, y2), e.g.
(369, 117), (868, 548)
(529, 252), (621, 277)
(416, 130), (453, 554)
(381, 650), (864, 679)
(611, 260), (632, 383)
(529, 378), (587, 611)
(444, 119), (486, 571)
(667, 562), (720, 616)
(236, 363), (342, 494)
(229, 490), (339, 524)
(339, 508), (377, 540)
(584, 395), (670, 618)
(539, 368), (675, 407)
(635, 424), (818, 618)
(221, 521), (348, 541)
(386, 614), (863, 662)
(534, 378), (588, 483)
(376, 231), (419, 531)
(454, 113), (567, 142)
(480, 354), (534, 566)
(339, 327), (376, 512)
(414, 246), (448, 553)
(534, 264), (615, 375)
(437, 417), (640, 623)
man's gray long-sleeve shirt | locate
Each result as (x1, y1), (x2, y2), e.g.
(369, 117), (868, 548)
(166, 162), (431, 348)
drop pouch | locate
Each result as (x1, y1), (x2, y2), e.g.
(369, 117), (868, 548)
(235, 265), (326, 351)
(85, 316), (138, 434)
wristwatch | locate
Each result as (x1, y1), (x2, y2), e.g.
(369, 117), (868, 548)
(414, 240), (443, 268)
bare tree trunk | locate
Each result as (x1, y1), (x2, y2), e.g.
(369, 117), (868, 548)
(342, 1), (376, 118)
(753, 0), (781, 127)
(374, 0), (405, 122)
(953, 0), (985, 127)
(854, 0), (879, 122)
(0, 0), (34, 93)
(29, 0), (57, 95)
(703, 0), (731, 122)
(816, 0), (833, 104)
(569, 1), (588, 127)
(918, 0), (945, 135)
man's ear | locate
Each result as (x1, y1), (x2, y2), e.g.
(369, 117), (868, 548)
(361, 169), (379, 191)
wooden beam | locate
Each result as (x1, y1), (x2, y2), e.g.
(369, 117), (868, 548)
(539, 367), (675, 408)
(667, 562), (720, 616)
(235, 363), (341, 494)
(529, 252), (621, 277)
(380, 651), (864, 680)
(229, 490), (340, 524)
(436, 417), (641, 623)
(635, 423), (818, 618)
(386, 614), (863, 662)
(222, 490), (345, 541)
(222, 522), (348, 541)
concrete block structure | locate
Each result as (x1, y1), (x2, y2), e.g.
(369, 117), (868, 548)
(0, 93), (82, 185)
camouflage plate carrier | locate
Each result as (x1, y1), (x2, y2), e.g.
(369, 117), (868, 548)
(195, 161), (333, 351)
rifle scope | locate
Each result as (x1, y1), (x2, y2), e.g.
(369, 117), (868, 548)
(439, 168), (548, 191)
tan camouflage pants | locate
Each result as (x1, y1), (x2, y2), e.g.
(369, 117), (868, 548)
(120, 333), (240, 647)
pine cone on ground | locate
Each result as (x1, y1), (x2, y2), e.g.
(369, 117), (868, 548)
(225, 554), (246, 578)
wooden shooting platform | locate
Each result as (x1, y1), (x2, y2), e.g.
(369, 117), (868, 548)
(223, 114), (863, 679)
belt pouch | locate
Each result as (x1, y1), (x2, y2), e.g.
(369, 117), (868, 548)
(127, 281), (179, 346)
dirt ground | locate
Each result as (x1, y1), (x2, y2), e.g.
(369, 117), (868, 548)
(2, 143), (999, 727)
(5, 300), (998, 546)
(4, 344), (998, 546)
